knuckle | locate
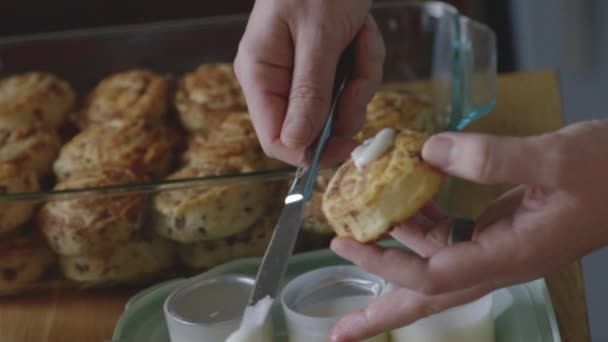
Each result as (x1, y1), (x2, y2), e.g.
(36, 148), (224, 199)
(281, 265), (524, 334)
(369, 31), (387, 65)
(233, 44), (253, 81)
(233, 55), (243, 80)
(377, 38), (387, 62)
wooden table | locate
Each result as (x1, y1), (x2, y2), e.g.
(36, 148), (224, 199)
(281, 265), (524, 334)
(0, 71), (590, 342)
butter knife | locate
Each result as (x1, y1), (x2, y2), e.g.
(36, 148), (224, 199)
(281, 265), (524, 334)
(248, 44), (356, 306)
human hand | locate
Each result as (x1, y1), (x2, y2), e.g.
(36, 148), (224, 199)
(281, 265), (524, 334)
(329, 119), (608, 341)
(234, 0), (385, 166)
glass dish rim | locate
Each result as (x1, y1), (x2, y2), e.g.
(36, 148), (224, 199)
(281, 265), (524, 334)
(0, 0), (479, 202)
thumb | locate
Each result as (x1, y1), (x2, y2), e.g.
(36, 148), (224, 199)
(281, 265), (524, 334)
(280, 29), (344, 150)
(421, 132), (561, 187)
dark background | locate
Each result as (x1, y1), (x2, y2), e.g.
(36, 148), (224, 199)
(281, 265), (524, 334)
(0, 0), (515, 71)
(2, 1), (608, 340)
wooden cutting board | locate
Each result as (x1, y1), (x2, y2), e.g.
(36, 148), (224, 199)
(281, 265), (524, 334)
(0, 70), (591, 342)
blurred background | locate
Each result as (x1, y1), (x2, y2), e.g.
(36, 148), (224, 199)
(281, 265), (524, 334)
(1, 0), (606, 340)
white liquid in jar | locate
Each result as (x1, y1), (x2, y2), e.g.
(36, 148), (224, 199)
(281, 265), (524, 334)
(390, 313), (494, 342)
(299, 295), (372, 317)
(287, 295), (389, 342)
(387, 283), (495, 342)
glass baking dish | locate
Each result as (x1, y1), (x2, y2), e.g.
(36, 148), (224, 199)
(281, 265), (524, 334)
(0, 1), (496, 294)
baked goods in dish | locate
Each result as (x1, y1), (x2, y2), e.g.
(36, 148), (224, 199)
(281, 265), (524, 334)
(0, 71), (75, 129)
(293, 172), (336, 252)
(0, 232), (55, 292)
(322, 129), (444, 243)
(355, 87), (434, 141)
(53, 120), (178, 180)
(37, 168), (145, 256)
(302, 172), (334, 235)
(58, 237), (175, 285)
(0, 123), (62, 179)
(179, 214), (276, 269)
(180, 112), (274, 170)
(175, 63), (247, 132)
(152, 163), (269, 243)
(0, 163), (39, 235)
(77, 68), (169, 128)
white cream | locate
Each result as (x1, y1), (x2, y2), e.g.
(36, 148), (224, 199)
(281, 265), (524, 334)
(351, 128), (396, 171)
(225, 296), (274, 342)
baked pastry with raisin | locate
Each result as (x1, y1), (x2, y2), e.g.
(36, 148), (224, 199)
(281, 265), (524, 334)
(296, 171), (336, 251)
(0, 163), (39, 235)
(38, 168), (145, 256)
(0, 71), (75, 129)
(152, 163), (269, 243)
(179, 214), (275, 269)
(181, 112), (279, 170)
(302, 172), (334, 235)
(355, 87), (434, 141)
(59, 237), (175, 285)
(0, 123), (62, 178)
(77, 68), (169, 128)
(0, 232), (55, 293)
(53, 119), (178, 180)
(322, 129), (444, 243)
(174, 63), (247, 132)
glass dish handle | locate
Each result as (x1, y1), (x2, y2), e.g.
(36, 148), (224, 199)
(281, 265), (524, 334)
(452, 17), (497, 131)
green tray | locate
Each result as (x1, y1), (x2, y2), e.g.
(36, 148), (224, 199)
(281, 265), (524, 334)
(113, 244), (561, 342)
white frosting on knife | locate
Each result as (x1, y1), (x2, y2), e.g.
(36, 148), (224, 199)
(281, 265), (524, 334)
(225, 296), (273, 342)
(351, 128), (396, 171)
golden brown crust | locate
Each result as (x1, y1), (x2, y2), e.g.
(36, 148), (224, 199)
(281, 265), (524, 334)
(0, 232), (56, 291)
(175, 63), (247, 132)
(322, 129), (444, 242)
(53, 120), (179, 180)
(0, 163), (39, 235)
(0, 123), (62, 178)
(77, 68), (169, 128)
(58, 237), (176, 285)
(180, 112), (270, 170)
(302, 172), (334, 235)
(0, 71), (75, 129)
(179, 214), (276, 269)
(152, 164), (269, 243)
(37, 168), (145, 256)
(355, 88), (434, 141)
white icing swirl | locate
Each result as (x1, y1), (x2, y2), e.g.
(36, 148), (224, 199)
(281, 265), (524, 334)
(351, 128), (396, 171)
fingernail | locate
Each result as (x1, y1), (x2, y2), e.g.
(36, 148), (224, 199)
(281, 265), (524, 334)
(422, 135), (453, 168)
(282, 117), (312, 149)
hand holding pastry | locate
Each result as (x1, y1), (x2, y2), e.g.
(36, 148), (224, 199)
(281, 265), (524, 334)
(328, 120), (608, 341)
